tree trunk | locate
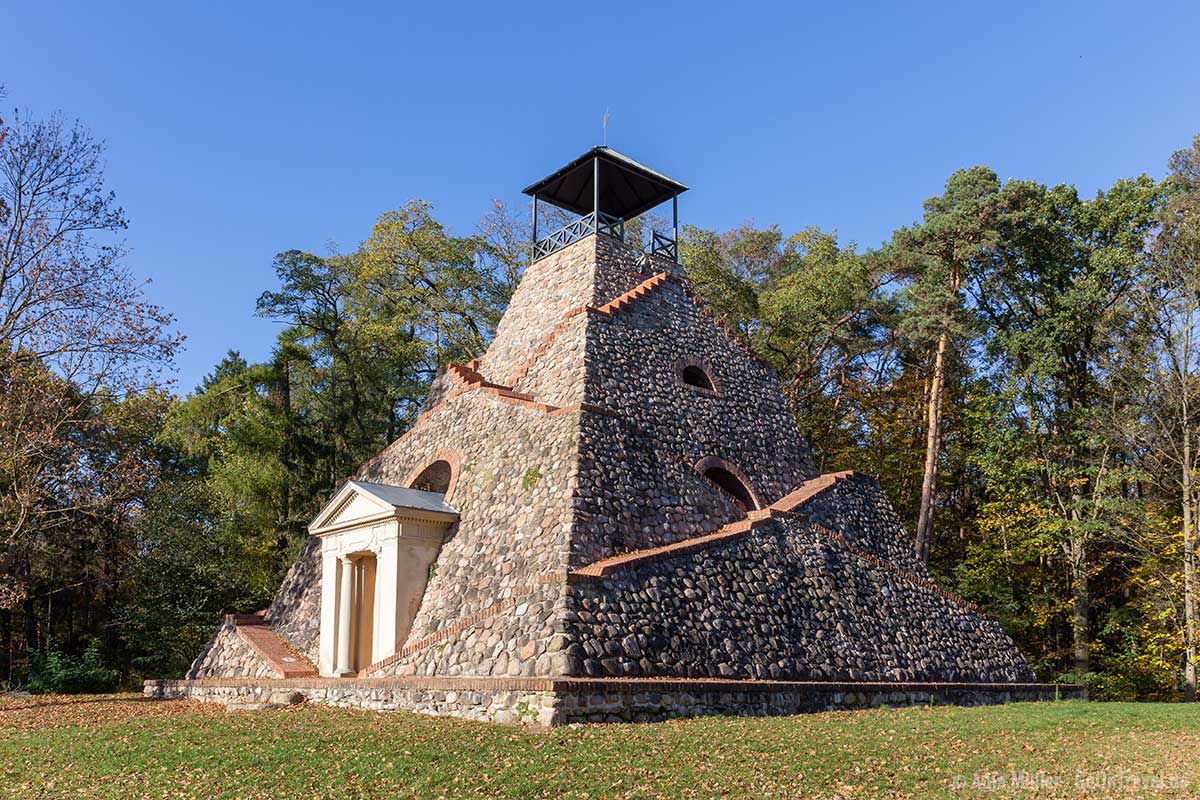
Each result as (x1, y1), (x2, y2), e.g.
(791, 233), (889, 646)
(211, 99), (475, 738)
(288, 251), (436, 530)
(914, 329), (947, 563)
(1183, 423), (1197, 701)
(1068, 533), (1090, 675)
(914, 260), (959, 564)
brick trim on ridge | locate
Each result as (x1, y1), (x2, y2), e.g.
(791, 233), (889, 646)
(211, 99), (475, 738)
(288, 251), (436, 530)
(232, 621), (318, 679)
(572, 516), (772, 579)
(595, 271), (671, 315)
(571, 471), (854, 578)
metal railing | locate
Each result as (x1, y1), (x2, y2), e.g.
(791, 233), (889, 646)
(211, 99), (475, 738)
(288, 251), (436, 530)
(650, 230), (677, 262)
(532, 211), (625, 261)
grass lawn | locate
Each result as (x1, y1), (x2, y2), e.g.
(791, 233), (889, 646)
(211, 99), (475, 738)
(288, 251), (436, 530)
(2, 695), (1199, 799)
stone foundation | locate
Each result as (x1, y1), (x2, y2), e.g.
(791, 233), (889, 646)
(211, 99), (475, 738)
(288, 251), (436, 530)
(145, 676), (1080, 725)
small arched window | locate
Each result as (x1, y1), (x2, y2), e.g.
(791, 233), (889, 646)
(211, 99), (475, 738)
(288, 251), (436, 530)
(409, 459), (453, 495)
(695, 456), (761, 513)
(682, 364), (715, 392)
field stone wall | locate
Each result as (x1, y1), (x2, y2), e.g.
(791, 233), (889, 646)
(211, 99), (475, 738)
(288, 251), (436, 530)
(355, 389), (581, 677)
(186, 621), (275, 680)
(564, 504), (1033, 683)
(146, 680), (559, 725)
(264, 536), (322, 662)
(803, 473), (927, 574)
(572, 258), (817, 564)
(512, 310), (590, 408)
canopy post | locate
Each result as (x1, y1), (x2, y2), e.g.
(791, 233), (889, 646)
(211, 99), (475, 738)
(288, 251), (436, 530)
(531, 194), (539, 254)
(673, 195), (678, 251)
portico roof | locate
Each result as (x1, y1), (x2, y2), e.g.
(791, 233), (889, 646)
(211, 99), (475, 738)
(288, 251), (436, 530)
(310, 480), (459, 534)
(348, 481), (458, 515)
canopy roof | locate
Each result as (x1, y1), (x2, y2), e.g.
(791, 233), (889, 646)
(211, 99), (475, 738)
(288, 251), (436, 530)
(522, 146), (687, 220)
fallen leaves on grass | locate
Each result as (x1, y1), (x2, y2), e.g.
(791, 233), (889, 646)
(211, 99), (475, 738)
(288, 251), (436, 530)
(0, 693), (223, 731)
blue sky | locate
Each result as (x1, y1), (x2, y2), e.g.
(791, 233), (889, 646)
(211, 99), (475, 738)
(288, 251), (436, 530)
(6, 1), (1199, 391)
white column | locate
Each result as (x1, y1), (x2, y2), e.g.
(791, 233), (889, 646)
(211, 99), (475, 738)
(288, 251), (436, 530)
(374, 539), (399, 663)
(318, 549), (339, 676)
(335, 556), (356, 676)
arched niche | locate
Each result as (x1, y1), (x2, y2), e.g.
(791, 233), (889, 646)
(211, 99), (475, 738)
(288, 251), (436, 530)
(404, 452), (462, 501)
(676, 357), (721, 396)
(695, 456), (762, 512)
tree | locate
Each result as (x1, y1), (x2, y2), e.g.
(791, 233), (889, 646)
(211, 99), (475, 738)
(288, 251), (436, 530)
(0, 111), (180, 389)
(970, 175), (1163, 678)
(477, 199), (529, 301)
(162, 202), (513, 599)
(754, 229), (893, 467)
(0, 107), (180, 680)
(885, 167), (1006, 563)
(1132, 134), (1200, 699)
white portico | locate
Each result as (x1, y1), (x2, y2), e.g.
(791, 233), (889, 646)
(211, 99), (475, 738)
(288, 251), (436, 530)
(309, 480), (458, 677)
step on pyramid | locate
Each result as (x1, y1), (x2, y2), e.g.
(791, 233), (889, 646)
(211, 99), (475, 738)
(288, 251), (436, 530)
(149, 147), (1071, 723)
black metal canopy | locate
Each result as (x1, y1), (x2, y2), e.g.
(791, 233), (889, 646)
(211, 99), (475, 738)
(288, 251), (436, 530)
(522, 146), (688, 220)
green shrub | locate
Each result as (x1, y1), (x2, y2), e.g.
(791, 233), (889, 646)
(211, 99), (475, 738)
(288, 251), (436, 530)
(27, 641), (118, 694)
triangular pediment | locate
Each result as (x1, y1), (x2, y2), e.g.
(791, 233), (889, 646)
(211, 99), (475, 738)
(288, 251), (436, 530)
(309, 480), (458, 534)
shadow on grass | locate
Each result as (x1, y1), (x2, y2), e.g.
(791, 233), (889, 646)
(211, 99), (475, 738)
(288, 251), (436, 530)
(0, 693), (155, 714)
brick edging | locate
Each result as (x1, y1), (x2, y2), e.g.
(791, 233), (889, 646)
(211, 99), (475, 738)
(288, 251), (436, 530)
(572, 517), (769, 578)
(571, 471), (851, 578)
(145, 674), (1078, 696)
(234, 624), (318, 679)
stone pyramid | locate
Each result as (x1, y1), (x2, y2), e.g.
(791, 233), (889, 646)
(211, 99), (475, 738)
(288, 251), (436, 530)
(166, 151), (1060, 723)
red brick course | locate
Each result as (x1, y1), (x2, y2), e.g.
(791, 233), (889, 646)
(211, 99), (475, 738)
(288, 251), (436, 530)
(146, 673), (1074, 695)
(570, 471), (854, 578)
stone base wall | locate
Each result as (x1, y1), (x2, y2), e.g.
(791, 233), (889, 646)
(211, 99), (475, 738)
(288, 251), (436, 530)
(145, 676), (1079, 726)
(553, 681), (1081, 724)
(146, 678), (557, 725)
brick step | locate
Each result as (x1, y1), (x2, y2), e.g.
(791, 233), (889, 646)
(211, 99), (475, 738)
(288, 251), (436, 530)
(235, 623), (318, 679)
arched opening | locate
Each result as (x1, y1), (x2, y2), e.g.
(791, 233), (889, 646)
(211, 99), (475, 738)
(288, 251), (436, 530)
(409, 460), (452, 494)
(703, 466), (757, 511)
(694, 456), (762, 514)
(682, 364), (715, 392)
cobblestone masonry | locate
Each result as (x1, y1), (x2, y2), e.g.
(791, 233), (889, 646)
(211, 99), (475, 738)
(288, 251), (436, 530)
(178, 230), (1052, 720)
(564, 500), (1033, 683)
(186, 620), (276, 680)
(264, 536), (322, 662)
